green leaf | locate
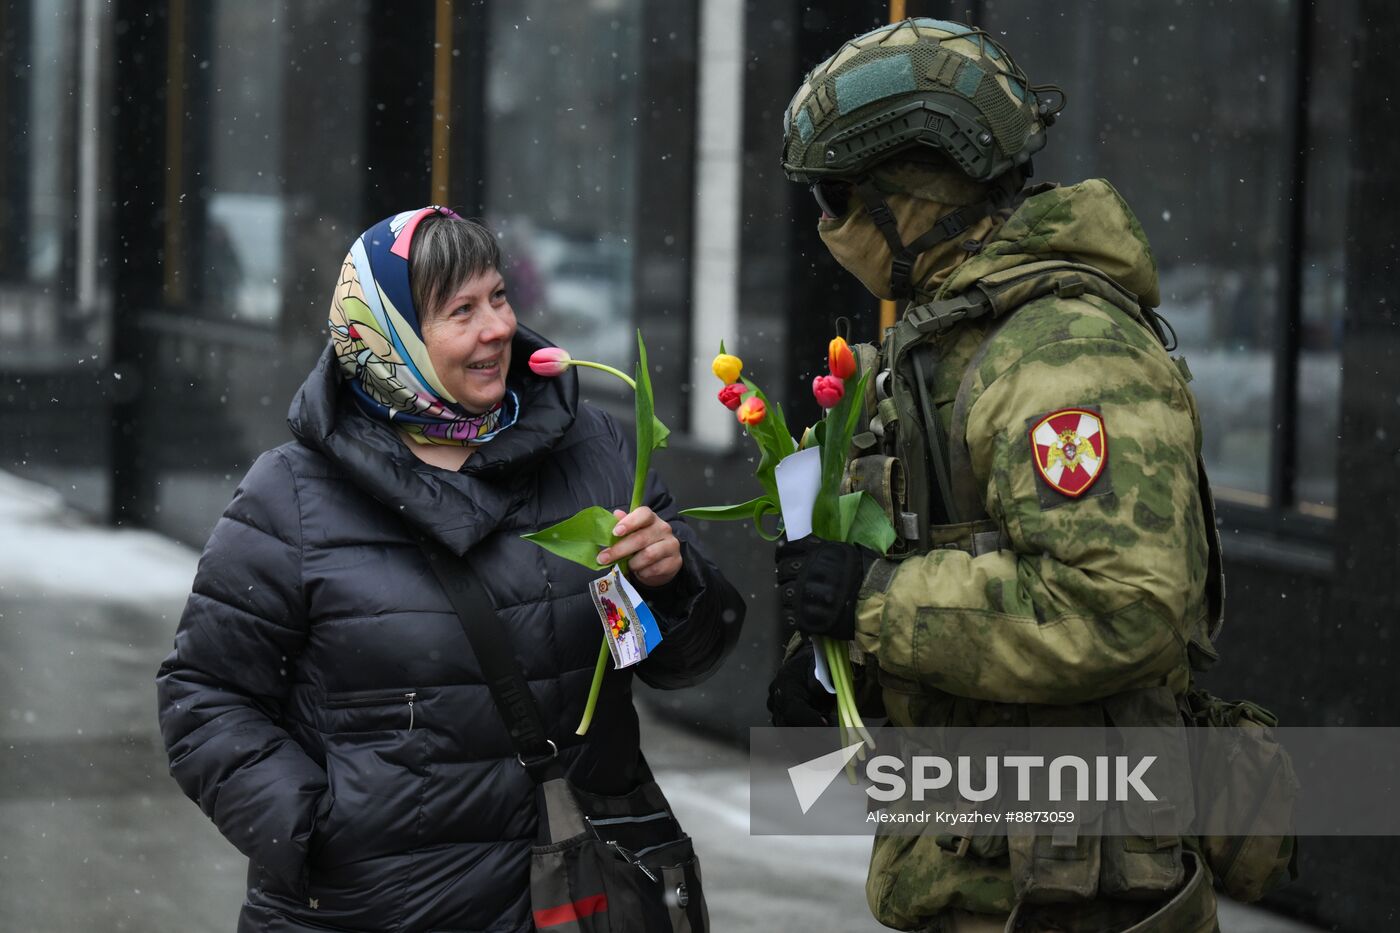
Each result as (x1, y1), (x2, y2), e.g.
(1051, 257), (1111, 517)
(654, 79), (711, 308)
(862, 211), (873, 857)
(631, 331), (663, 509)
(837, 492), (861, 541)
(680, 496), (772, 523)
(521, 506), (618, 571)
(740, 377), (796, 459)
(812, 370), (870, 540)
(849, 491), (898, 554)
(681, 496), (783, 541)
(753, 499), (784, 541)
(732, 377), (796, 506)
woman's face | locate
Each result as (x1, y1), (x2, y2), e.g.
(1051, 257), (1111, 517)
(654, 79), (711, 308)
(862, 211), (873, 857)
(420, 268), (516, 414)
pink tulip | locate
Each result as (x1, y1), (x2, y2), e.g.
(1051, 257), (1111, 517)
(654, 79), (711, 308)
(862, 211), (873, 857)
(812, 374), (845, 409)
(529, 347), (572, 377)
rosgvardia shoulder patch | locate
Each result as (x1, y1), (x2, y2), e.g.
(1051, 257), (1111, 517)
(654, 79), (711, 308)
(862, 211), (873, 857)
(1028, 407), (1109, 503)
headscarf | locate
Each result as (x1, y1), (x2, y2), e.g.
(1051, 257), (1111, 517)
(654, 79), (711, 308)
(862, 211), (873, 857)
(327, 206), (519, 447)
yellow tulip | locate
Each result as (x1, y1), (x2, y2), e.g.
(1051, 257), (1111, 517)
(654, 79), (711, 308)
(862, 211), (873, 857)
(711, 352), (743, 385)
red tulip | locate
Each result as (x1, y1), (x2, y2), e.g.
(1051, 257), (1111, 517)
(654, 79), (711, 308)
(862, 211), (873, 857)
(828, 336), (857, 380)
(736, 397), (767, 426)
(812, 374), (845, 409)
(717, 383), (746, 410)
(529, 347), (572, 377)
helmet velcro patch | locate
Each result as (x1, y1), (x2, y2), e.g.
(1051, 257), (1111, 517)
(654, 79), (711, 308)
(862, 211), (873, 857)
(835, 54), (916, 115)
(954, 60), (985, 98)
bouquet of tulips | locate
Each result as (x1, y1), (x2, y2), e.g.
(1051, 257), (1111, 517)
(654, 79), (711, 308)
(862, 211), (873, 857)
(683, 335), (895, 764)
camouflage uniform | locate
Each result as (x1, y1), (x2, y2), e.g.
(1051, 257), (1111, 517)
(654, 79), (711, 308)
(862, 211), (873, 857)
(854, 179), (1218, 932)
(780, 19), (1221, 933)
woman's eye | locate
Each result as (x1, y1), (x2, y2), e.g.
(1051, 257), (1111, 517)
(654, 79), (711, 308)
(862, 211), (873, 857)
(492, 289), (508, 303)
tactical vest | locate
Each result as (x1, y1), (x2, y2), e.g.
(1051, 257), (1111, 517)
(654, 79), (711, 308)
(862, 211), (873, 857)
(849, 259), (1225, 671)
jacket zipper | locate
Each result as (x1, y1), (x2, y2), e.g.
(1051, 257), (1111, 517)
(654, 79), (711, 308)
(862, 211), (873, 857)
(324, 689), (419, 730)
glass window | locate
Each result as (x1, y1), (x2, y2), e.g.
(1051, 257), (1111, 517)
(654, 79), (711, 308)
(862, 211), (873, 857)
(1293, 3), (1354, 519)
(2, 0), (79, 289)
(981, 0), (1297, 507)
(1, 0), (113, 517)
(180, 0), (288, 324)
(481, 0), (642, 377)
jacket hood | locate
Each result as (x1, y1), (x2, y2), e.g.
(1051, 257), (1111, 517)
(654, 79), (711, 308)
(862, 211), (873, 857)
(939, 179), (1161, 308)
(287, 324), (579, 554)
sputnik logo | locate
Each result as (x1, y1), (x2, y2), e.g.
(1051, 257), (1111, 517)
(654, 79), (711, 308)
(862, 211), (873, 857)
(787, 742), (865, 814)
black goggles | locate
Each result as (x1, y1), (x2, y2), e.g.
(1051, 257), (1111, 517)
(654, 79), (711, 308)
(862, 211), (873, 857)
(810, 179), (854, 218)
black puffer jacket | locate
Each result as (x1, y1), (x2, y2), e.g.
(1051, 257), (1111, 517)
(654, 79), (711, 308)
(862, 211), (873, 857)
(156, 327), (745, 932)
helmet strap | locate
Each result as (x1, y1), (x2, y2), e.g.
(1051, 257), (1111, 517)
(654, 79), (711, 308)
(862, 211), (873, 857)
(854, 171), (1025, 300)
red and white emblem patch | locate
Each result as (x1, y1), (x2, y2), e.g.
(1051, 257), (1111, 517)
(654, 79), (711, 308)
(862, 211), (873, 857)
(1030, 408), (1108, 498)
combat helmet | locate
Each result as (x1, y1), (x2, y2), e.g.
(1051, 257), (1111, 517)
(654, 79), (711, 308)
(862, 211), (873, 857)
(782, 19), (1065, 297)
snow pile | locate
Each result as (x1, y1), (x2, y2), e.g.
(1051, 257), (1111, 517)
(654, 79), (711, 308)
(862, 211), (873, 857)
(0, 471), (198, 606)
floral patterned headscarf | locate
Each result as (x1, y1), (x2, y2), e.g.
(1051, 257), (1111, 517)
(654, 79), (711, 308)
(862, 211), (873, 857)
(327, 206), (519, 447)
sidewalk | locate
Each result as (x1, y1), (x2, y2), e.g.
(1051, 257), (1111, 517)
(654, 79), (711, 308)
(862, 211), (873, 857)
(0, 470), (1322, 932)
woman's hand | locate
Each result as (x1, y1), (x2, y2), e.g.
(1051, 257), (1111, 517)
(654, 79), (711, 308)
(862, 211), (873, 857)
(597, 507), (682, 588)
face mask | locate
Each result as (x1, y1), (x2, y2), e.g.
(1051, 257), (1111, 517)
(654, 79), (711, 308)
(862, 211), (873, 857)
(816, 159), (1002, 301)
(818, 191), (995, 301)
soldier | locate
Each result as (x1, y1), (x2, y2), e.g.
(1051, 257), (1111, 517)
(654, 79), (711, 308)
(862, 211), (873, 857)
(768, 19), (1226, 933)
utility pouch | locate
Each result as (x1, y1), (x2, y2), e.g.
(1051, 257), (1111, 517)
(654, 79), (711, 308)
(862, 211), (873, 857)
(845, 455), (905, 531)
(1184, 689), (1299, 903)
(1100, 802), (1184, 898)
(1007, 704), (1108, 904)
(932, 790), (1010, 862)
(1008, 819), (1102, 904)
(1098, 686), (1189, 898)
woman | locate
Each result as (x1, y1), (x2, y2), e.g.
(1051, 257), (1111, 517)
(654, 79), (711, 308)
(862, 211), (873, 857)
(156, 207), (745, 932)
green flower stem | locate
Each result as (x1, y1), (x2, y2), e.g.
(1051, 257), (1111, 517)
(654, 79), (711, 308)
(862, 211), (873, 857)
(575, 641), (611, 736)
(566, 359), (636, 390)
(821, 635), (874, 752)
(569, 355), (645, 737)
(841, 651), (875, 748)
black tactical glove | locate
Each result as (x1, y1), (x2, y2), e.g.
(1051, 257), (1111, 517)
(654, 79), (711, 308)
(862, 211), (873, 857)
(767, 639), (835, 727)
(775, 536), (871, 641)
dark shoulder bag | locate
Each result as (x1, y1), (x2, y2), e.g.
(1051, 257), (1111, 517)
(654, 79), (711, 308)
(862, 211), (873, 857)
(420, 544), (709, 932)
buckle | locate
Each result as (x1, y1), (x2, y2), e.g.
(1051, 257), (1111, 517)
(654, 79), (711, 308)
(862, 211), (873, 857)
(908, 293), (986, 334)
(890, 254), (914, 285)
(1054, 274), (1086, 298)
(867, 201), (896, 228)
(935, 209), (969, 239)
(935, 831), (974, 857)
(517, 739), (559, 770)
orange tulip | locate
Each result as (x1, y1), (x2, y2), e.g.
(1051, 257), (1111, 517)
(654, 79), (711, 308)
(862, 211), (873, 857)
(736, 396), (767, 426)
(828, 336), (857, 380)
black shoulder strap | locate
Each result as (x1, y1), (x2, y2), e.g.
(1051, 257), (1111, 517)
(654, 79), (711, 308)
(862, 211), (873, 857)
(419, 542), (559, 772)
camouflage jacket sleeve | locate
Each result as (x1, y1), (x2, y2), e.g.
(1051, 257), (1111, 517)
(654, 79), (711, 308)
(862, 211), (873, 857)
(855, 298), (1209, 705)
